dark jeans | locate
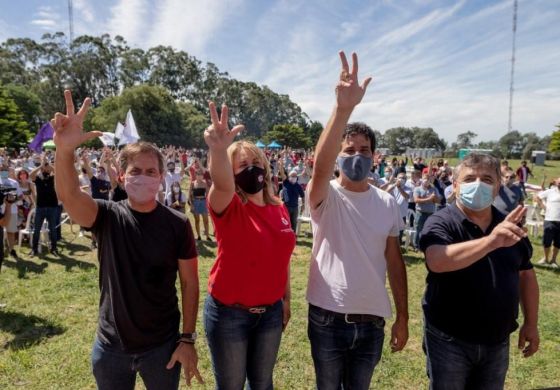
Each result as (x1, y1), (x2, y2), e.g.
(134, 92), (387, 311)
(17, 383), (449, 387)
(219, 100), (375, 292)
(33, 206), (58, 252)
(91, 336), (180, 390)
(423, 321), (509, 390)
(204, 294), (283, 390)
(286, 205), (298, 232)
(415, 211), (432, 249)
(308, 304), (385, 390)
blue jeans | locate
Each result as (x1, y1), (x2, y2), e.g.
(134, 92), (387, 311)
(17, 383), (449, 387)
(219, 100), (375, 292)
(307, 305), (385, 390)
(415, 211), (432, 249)
(423, 321), (509, 390)
(204, 295), (283, 390)
(91, 336), (180, 390)
(33, 206), (58, 252)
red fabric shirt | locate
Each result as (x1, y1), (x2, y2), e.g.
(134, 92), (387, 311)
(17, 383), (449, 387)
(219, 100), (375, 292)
(208, 194), (296, 306)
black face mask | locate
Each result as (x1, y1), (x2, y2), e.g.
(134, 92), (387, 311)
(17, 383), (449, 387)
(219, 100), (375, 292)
(234, 166), (265, 195)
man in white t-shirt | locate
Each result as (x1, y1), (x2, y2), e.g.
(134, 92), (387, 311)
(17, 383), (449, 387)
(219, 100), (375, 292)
(535, 179), (560, 267)
(306, 51), (408, 390)
(385, 171), (413, 244)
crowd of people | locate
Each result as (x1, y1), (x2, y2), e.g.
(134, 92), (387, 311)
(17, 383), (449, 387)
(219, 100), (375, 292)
(0, 51), (551, 390)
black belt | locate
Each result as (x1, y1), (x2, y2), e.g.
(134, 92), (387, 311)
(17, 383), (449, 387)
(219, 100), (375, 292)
(213, 297), (275, 314)
(310, 304), (385, 324)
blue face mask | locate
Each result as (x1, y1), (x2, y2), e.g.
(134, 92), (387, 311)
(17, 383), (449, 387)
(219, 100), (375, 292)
(458, 181), (495, 211)
(337, 155), (372, 182)
(0, 171), (8, 179)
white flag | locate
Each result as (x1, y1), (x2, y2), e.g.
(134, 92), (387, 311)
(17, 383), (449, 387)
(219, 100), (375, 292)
(114, 122), (124, 139)
(100, 132), (116, 146)
(118, 109), (140, 146)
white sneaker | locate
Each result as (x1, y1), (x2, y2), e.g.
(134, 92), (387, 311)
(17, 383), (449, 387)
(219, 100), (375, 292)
(550, 262), (559, 269)
(537, 258), (548, 265)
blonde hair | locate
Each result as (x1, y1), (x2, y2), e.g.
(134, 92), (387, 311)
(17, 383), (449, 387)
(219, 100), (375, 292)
(227, 141), (281, 206)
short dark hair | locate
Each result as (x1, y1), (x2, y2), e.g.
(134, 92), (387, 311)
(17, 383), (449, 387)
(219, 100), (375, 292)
(343, 122), (376, 153)
(454, 153), (500, 182)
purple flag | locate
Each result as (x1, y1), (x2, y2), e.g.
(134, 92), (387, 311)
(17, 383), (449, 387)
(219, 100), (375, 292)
(28, 122), (54, 153)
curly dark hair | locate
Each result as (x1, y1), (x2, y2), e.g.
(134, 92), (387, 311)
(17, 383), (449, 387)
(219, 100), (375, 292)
(343, 122), (376, 153)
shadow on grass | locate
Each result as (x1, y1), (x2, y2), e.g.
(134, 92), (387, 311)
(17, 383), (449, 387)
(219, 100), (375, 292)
(296, 238), (313, 249)
(0, 310), (65, 350)
(41, 252), (97, 272)
(196, 240), (217, 259)
(1, 258), (49, 279)
(403, 252), (425, 266)
(534, 263), (560, 274)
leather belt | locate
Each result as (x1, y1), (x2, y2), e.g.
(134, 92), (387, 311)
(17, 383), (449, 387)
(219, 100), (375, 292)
(213, 297), (273, 314)
(311, 304), (384, 324)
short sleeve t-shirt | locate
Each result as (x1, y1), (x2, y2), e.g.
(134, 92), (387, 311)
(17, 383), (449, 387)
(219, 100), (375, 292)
(493, 184), (524, 214)
(208, 194), (296, 307)
(90, 177), (111, 200)
(306, 180), (403, 318)
(414, 186), (436, 213)
(538, 187), (560, 221)
(32, 175), (58, 208)
(419, 204), (533, 344)
(89, 200), (197, 353)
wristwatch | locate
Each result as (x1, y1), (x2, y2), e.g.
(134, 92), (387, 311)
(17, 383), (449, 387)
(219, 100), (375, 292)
(179, 332), (197, 344)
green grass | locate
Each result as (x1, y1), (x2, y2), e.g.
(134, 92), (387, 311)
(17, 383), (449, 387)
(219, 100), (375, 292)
(1, 193), (560, 389)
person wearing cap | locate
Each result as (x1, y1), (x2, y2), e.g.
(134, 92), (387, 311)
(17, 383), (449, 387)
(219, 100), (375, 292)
(279, 164), (305, 232)
(419, 153), (539, 389)
(306, 51), (408, 389)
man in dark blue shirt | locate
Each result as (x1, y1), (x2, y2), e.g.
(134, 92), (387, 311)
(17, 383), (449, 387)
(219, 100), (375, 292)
(280, 167), (305, 232)
(419, 153), (539, 390)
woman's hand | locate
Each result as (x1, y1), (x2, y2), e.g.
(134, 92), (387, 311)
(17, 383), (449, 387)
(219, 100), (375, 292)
(204, 102), (244, 152)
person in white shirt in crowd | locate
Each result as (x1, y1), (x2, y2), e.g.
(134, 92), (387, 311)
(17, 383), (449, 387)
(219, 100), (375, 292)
(306, 51), (408, 390)
(164, 161), (185, 205)
(0, 163), (22, 259)
(535, 177), (560, 268)
(413, 170), (440, 249)
(385, 171), (414, 244)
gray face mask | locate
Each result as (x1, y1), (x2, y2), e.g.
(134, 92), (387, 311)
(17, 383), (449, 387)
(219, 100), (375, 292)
(337, 155), (372, 182)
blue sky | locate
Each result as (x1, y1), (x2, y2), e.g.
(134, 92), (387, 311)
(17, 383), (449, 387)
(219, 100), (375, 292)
(1, 0), (559, 142)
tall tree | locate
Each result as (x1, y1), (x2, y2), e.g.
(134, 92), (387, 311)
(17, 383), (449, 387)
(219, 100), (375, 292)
(456, 131), (478, 149)
(0, 85), (31, 147)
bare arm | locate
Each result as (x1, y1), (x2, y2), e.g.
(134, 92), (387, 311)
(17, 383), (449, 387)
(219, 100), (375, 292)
(52, 90), (102, 228)
(385, 236), (409, 352)
(518, 268), (539, 357)
(425, 206), (527, 273)
(205, 102), (244, 214)
(307, 52), (372, 210)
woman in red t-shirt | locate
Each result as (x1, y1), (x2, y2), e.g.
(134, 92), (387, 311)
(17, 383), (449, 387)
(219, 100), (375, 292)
(203, 101), (296, 389)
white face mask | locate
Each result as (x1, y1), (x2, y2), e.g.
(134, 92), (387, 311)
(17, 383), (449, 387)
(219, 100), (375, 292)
(172, 187), (180, 194)
(288, 177), (297, 184)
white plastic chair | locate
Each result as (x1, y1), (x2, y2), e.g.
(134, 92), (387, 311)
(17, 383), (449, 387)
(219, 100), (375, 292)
(296, 198), (312, 236)
(18, 208), (50, 253)
(403, 209), (416, 248)
(525, 204), (543, 237)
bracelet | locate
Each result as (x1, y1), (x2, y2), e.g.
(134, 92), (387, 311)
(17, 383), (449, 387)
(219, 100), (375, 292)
(177, 339), (195, 345)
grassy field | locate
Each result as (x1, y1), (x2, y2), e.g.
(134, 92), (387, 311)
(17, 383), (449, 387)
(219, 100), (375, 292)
(1, 162), (560, 389)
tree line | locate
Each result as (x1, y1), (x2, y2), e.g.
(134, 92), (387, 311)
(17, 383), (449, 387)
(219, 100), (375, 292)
(0, 32), (557, 156)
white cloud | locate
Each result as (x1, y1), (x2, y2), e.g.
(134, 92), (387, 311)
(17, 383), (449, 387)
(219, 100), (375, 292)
(106, 0), (150, 44)
(30, 5), (60, 30)
(74, 0), (95, 23)
(147, 0), (243, 54)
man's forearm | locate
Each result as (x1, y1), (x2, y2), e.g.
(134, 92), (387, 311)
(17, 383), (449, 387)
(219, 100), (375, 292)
(386, 239), (409, 320)
(313, 106), (353, 180)
(425, 237), (494, 273)
(55, 151), (80, 202)
(519, 269), (539, 327)
(181, 280), (199, 333)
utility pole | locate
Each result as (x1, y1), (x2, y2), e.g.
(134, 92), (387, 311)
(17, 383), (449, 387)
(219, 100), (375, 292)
(68, 0), (74, 43)
(507, 0), (518, 132)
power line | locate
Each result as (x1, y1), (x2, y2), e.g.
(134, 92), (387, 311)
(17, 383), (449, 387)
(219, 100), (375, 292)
(507, 0), (518, 132)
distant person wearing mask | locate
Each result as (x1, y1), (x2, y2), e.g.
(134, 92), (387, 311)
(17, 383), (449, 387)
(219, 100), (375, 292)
(279, 166), (305, 232)
(493, 168), (524, 214)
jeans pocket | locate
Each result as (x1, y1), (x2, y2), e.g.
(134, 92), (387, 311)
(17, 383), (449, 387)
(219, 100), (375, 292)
(425, 323), (454, 342)
(308, 306), (332, 327)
